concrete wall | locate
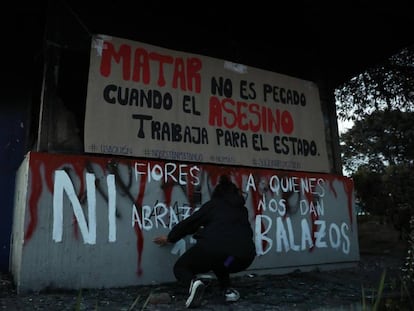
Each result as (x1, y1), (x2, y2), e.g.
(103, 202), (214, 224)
(11, 151), (359, 293)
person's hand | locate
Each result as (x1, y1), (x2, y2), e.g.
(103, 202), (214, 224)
(153, 235), (169, 246)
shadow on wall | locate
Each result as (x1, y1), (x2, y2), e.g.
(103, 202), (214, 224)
(47, 96), (83, 154)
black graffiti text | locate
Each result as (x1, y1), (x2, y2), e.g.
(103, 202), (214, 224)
(273, 136), (318, 156)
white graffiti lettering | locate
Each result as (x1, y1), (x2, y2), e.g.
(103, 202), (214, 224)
(53, 171), (96, 244)
(132, 204), (192, 231)
(255, 215), (273, 255)
(256, 193), (287, 215)
(254, 215), (350, 255)
(133, 161), (200, 185)
(50, 168), (352, 259)
(300, 199), (324, 216)
(268, 175), (325, 196)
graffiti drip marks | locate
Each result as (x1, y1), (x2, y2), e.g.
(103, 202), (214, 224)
(49, 165), (354, 260)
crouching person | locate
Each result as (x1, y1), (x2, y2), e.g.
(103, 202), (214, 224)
(153, 174), (256, 308)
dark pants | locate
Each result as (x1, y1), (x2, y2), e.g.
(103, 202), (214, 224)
(173, 243), (255, 289)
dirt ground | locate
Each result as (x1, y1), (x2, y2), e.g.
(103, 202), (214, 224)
(1, 219), (412, 310)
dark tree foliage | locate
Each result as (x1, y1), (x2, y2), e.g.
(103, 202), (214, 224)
(336, 44), (414, 182)
(336, 45), (414, 122)
(336, 45), (414, 220)
(340, 110), (414, 174)
(335, 45), (414, 284)
(352, 167), (390, 217)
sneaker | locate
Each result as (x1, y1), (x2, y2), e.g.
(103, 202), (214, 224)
(188, 275), (212, 293)
(185, 279), (205, 308)
(224, 288), (240, 302)
(196, 273), (215, 281)
(195, 273), (215, 286)
(188, 278), (194, 294)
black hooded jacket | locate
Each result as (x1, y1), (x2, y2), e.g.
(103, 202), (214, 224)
(167, 178), (256, 259)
